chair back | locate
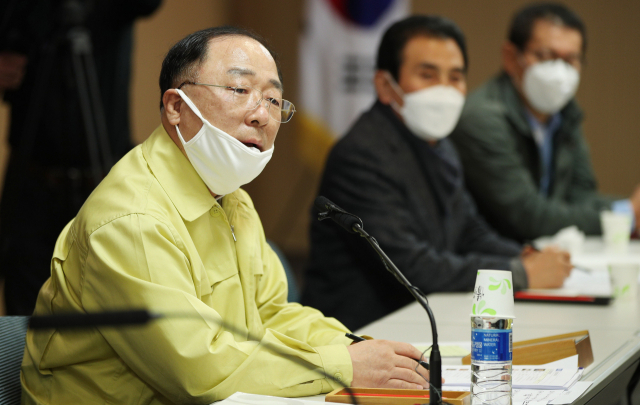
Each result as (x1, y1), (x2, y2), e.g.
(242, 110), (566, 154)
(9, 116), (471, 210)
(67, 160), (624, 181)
(0, 316), (29, 405)
(267, 240), (299, 303)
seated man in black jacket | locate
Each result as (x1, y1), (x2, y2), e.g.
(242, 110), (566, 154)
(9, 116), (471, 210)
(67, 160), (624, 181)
(302, 15), (572, 331)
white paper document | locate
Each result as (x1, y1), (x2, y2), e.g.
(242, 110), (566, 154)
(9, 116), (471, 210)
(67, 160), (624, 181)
(511, 381), (592, 405)
(547, 381), (592, 404)
(540, 355), (579, 369)
(442, 366), (583, 390)
(213, 381), (592, 405)
(213, 392), (334, 405)
(524, 270), (612, 297)
(512, 388), (563, 405)
(562, 269), (612, 296)
(442, 376), (591, 405)
(512, 367), (583, 389)
(412, 341), (471, 357)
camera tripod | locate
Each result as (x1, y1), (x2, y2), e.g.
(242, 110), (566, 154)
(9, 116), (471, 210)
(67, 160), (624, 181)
(17, 0), (113, 184)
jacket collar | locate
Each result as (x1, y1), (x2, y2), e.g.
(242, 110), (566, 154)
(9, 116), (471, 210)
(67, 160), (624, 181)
(373, 100), (435, 149)
(497, 72), (583, 139)
(142, 125), (216, 222)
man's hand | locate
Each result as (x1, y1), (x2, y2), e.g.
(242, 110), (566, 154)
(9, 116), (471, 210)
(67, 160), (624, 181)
(522, 246), (572, 288)
(630, 184), (640, 232)
(0, 52), (27, 91)
(346, 339), (430, 389)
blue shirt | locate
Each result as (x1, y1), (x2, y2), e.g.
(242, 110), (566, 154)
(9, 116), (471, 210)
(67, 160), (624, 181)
(525, 111), (634, 231)
(525, 111), (562, 196)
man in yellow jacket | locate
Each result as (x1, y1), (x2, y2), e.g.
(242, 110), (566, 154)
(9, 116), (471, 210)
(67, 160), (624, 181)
(21, 26), (429, 404)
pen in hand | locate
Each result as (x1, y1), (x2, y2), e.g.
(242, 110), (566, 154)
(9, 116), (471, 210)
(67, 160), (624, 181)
(345, 333), (430, 370)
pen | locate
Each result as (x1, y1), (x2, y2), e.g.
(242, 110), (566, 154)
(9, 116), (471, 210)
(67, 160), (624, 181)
(345, 333), (366, 342)
(345, 333), (430, 370)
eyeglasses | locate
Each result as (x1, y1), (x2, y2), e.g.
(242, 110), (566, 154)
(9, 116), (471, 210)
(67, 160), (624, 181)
(524, 48), (584, 69)
(178, 81), (296, 123)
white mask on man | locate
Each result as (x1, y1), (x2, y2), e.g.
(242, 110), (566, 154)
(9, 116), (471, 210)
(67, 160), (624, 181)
(522, 59), (580, 114)
(175, 89), (273, 196)
(385, 72), (466, 141)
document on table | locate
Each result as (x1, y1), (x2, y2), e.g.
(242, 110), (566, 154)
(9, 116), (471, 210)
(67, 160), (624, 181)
(541, 355), (579, 369)
(212, 392), (328, 405)
(413, 341), (471, 357)
(442, 367), (591, 405)
(512, 382), (592, 405)
(522, 269), (612, 297)
(560, 269), (611, 296)
(512, 367), (583, 389)
(213, 385), (593, 405)
(441, 366), (583, 390)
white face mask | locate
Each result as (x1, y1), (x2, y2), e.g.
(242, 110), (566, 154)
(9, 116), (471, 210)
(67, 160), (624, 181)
(386, 72), (466, 141)
(175, 89), (274, 196)
(522, 59), (580, 114)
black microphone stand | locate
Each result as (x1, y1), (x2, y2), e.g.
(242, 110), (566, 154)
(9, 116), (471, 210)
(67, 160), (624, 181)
(316, 198), (444, 404)
(352, 224), (443, 405)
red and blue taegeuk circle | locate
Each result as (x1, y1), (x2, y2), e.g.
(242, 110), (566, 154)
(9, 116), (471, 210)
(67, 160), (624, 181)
(327, 0), (395, 27)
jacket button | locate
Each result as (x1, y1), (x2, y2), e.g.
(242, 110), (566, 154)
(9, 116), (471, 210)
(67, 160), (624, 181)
(334, 372), (343, 382)
(210, 207), (220, 217)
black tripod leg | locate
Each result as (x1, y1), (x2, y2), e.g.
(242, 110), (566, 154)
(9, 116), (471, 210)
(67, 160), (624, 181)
(68, 30), (103, 185)
(81, 41), (113, 171)
(15, 40), (60, 160)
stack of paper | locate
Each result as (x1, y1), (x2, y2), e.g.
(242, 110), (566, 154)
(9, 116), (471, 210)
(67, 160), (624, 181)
(442, 366), (583, 390)
(214, 392), (323, 405)
(513, 382), (593, 405)
(413, 342), (471, 357)
(440, 365), (590, 405)
(523, 269), (612, 298)
(212, 358), (591, 405)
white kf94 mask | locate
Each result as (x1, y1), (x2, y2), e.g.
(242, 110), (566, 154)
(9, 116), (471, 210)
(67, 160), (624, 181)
(522, 59), (580, 114)
(175, 89), (274, 196)
(386, 72), (466, 141)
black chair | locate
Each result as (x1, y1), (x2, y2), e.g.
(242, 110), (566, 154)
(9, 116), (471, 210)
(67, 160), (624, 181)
(0, 316), (28, 405)
(267, 240), (299, 303)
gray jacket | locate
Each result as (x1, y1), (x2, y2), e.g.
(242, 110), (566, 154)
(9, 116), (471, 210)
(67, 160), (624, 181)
(451, 73), (615, 241)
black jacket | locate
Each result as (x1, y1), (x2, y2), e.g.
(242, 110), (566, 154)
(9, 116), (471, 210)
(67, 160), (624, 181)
(302, 102), (524, 331)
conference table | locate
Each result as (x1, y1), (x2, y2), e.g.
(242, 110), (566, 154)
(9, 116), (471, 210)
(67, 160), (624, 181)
(341, 238), (640, 404)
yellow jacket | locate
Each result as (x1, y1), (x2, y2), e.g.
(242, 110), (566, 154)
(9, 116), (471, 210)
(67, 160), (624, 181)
(21, 126), (353, 405)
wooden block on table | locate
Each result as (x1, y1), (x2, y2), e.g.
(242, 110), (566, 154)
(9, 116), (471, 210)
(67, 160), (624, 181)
(326, 388), (470, 405)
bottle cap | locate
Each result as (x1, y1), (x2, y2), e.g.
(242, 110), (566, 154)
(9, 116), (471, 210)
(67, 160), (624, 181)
(470, 269), (515, 319)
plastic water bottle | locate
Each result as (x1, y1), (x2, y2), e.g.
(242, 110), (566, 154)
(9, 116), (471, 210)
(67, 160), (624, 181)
(470, 316), (513, 405)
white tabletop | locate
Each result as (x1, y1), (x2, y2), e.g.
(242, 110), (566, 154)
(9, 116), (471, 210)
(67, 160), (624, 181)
(354, 238), (640, 402)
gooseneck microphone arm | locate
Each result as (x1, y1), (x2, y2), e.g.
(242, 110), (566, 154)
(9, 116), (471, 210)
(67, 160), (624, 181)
(29, 309), (359, 405)
(314, 196), (443, 405)
(28, 310), (159, 329)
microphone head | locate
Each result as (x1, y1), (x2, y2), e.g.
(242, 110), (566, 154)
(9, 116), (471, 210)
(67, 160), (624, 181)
(313, 196), (332, 212)
(313, 196), (363, 234)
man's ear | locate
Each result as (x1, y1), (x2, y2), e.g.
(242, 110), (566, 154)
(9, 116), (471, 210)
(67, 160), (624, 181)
(162, 89), (182, 125)
(374, 70), (398, 106)
(502, 41), (521, 80)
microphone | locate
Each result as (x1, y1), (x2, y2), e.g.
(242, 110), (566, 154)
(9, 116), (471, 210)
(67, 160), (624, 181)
(29, 310), (158, 329)
(314, 196), (445, 405)
(313, 196), (363, 234)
